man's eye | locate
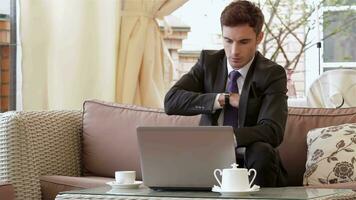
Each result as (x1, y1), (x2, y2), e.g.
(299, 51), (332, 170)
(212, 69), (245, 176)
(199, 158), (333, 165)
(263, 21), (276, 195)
(225, 39), (233, 43)
(240, 40), (250, 44)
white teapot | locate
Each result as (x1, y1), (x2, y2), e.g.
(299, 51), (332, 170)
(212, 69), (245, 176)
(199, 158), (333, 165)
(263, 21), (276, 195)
(214, 163), (257, 191)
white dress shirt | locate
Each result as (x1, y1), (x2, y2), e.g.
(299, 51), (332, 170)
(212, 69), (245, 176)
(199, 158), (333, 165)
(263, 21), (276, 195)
(212, 56), (255, 147)
(213, 55), (255, 114)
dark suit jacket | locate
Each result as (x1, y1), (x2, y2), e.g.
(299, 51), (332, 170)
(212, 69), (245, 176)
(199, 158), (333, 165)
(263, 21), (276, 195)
(164, 50), (288, 148)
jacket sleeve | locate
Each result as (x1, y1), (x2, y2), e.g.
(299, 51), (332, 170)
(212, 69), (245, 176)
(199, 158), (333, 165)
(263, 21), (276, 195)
(236, 65), (288, 148)
(164, 51), (218, 116)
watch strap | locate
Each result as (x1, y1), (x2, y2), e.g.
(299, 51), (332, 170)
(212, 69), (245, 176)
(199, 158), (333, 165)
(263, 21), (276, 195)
(224, 93), (230, 105)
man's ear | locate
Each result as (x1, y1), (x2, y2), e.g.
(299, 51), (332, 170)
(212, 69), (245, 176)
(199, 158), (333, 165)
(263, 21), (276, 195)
(257, 32), (264, 44)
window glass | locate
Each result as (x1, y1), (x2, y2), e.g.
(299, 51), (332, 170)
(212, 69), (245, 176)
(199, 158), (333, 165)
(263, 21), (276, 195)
(324, 0), (356, 6)
(323, 10), (356, 62)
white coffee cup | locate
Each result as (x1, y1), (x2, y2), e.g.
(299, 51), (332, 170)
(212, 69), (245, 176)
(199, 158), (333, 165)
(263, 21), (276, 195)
(115, 171), (136, 184)
(214, 163), (257, 191)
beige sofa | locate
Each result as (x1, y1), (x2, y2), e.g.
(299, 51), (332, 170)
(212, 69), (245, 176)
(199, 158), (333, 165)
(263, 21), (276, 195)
(1, 100), (356, 200)
(0, 182), (15, 200)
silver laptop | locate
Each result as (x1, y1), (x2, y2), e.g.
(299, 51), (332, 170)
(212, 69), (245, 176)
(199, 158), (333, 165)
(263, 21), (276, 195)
(136, 126), (236, 190)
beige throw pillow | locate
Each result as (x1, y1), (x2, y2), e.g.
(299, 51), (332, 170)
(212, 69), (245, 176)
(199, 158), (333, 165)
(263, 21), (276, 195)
(303, 123), (356, 186)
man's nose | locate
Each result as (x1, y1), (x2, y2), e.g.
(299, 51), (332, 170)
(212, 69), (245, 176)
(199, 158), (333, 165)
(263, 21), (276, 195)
(231, 43), (240, 56)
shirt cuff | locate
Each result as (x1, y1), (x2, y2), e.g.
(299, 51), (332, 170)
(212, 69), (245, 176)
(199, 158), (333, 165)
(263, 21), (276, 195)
(233, 134), (237, 147)
(213, 93), (223, 110)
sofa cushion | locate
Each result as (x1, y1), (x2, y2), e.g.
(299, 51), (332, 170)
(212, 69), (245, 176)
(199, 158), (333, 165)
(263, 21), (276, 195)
(82, 100), (200, 179)
(40, 175), (114, 200)
(303, 123), (356, 186)
(278, 107), (356, 186)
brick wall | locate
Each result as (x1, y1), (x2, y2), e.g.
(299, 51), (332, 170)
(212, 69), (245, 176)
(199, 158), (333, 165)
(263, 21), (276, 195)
(0, 19), (10, 112)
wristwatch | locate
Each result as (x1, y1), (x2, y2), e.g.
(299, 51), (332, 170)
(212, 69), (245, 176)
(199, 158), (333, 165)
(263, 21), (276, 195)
(224, 93), (230, 106)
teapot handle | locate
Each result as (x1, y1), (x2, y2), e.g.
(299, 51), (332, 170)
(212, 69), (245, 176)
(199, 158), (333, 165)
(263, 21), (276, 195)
(248, 169), (257, 188)
(213, 169), (222, 187)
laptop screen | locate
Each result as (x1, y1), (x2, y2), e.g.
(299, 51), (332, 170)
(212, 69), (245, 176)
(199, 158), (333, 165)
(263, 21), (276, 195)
(137, 126), (236, 190)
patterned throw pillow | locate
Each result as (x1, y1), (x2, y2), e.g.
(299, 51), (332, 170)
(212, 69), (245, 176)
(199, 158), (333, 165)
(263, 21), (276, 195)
(303, 123), (356, 186)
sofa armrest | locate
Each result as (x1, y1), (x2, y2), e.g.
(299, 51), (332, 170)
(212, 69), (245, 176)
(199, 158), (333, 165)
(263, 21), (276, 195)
(0, 111), (82, 200)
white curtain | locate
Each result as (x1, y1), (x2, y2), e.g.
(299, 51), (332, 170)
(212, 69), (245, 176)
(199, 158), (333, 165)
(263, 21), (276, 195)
(116, 0), (188, 108)
(20, 0), (121, 110)
(20, 0), (187, 110)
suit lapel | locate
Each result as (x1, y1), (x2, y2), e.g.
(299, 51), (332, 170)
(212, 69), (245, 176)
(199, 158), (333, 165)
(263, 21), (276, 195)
(238, 52), (259, 127)
(212, 56), (228, 125)
(213, 56), (228, 93)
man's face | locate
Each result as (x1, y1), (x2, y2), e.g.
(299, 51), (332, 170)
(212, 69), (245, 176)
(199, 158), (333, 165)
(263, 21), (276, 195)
(222, 24), (263, 69)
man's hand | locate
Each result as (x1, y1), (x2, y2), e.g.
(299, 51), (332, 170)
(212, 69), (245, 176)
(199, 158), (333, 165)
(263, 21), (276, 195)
(218, 93), (226, 107)
(229, 93), (240, 108)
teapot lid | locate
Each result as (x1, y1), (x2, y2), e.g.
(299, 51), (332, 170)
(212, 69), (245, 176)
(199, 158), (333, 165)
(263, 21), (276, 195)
(231, 163), (239, 169)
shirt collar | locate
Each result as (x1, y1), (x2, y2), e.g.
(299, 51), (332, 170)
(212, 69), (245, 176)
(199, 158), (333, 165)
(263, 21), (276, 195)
(227, 54), (255, 78)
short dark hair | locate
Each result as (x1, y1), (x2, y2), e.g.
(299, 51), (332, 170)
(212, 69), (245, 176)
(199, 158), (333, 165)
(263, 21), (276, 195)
(220, 0), (264, 35)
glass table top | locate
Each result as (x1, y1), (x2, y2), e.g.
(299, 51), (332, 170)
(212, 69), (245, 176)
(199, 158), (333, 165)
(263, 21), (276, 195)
(59, 186), (356, 199)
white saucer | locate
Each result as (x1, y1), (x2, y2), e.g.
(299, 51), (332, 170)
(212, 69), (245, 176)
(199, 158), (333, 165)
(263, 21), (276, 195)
(212, 185), (260, 196)
(106, 181), (142, 189)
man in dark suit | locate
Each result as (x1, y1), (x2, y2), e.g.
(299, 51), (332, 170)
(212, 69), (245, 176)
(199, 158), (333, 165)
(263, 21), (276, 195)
(164, 0), (288, 187)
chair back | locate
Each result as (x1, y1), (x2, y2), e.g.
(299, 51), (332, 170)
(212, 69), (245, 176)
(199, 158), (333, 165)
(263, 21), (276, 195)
(307, 69), (356, 108)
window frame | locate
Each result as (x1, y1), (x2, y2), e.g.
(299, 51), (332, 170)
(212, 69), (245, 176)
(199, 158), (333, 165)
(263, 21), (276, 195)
(9, 0), (16, 110)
